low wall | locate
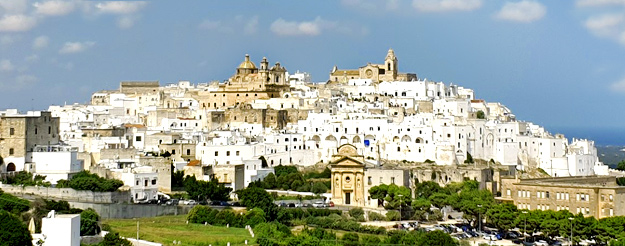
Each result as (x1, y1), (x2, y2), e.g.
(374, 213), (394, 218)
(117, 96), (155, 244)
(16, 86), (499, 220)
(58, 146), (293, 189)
(0, 184), (130, 203)
(70, 202), (192, 219)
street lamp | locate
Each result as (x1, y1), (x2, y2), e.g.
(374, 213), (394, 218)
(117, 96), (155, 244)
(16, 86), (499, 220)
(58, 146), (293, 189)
(522, 211), (528, 242)
(477, 204), (482, 233)
(569, 217), (574, 246)
(398, 194), (403, 222)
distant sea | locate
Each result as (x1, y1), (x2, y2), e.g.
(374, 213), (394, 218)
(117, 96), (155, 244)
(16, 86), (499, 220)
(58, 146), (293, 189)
(548, 127), (625, 146)
(548, 126), (625, 166)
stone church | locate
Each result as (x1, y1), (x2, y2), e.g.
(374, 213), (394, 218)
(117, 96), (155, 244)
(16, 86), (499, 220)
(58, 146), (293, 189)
(329, 49), (418, 83)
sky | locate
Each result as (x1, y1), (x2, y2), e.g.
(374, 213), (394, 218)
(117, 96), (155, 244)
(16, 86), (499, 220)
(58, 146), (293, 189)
(1, 0), (625, 141)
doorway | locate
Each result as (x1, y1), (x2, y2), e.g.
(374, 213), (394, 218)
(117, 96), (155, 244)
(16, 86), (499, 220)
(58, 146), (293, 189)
(345, 192), (351, 205)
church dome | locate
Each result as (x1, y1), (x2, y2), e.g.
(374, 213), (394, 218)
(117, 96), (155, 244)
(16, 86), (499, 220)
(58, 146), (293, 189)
(238, 54), (257, 69)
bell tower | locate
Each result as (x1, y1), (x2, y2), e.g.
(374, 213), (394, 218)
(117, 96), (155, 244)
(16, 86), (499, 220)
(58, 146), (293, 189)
(385, 48), (398, 80)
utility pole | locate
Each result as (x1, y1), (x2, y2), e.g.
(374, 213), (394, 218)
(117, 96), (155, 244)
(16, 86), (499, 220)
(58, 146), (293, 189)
(398, 194), (403, 221)
(137, 220), (139, 240)
(522, 211), (528, 242)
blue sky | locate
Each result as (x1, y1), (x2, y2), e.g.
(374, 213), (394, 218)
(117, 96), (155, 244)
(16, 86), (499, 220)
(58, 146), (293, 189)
(1, 0), (625, 134)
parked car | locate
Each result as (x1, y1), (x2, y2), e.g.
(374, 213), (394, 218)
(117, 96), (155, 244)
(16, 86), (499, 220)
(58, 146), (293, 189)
(183, 200), (197, 205)
(312, 201), (325, 208)
(483, 234), (498, 241)
(535, 240), (549, 246)
(166, 199), (179, 206)
(328, 201), (334, 207)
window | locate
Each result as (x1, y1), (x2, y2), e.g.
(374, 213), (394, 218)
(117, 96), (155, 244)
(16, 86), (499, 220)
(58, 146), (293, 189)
(236, 151), (240, 156)
(215, 151), (219, 156)
(48, 126), (51, 134)
(136, 136), (142, 141)
(186, 149), (191, 155)
(152, 179), (157, 185)
(224, 174), (228, 181)
(610, 195), (613, 201)
(35, 128), (38, 134)
(136, 180), (139, 186)
(391, 177), (395, 184)
(144, 180), (148, 187)
(9, 148), (14, 155)
(506, 189), (511, 197)
(601, 195), (605, 201)
(9, 128), (14, 135)
(368, 176), (372, 185)
(227, 151), (230, 156)
(172, 150), (175, 154)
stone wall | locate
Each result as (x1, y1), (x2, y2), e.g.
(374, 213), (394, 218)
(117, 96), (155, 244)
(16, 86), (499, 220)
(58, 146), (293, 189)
(0, 184), (130, 203)
(70, 202), (191, 219)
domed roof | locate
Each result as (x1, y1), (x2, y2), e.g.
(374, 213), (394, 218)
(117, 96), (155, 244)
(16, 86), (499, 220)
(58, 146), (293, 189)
(238, 54), (257, 69)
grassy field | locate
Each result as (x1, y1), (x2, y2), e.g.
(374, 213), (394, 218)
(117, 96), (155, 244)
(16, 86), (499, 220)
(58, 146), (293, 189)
(104, 215), (255, 246)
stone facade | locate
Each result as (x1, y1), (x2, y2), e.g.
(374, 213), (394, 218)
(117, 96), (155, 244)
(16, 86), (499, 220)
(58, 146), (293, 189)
(196, 54), (290, 110)
(498, 176), (625, 218)
(0, 111), (60, 172)
(330, 144), (366, 206)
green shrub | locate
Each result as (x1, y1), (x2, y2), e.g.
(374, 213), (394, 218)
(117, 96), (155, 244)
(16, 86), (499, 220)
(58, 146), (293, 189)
(368, 211), (387, 221)
(386, 211), (400, 221)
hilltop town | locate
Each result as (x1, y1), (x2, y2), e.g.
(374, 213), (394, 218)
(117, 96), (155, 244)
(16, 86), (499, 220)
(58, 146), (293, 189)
(2, 49), (624, 245)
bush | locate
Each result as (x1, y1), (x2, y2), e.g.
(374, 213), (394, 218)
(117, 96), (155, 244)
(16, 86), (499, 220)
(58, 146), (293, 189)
(342, 233), (359, 246)
(98, 232), (132, 246)
(57, 171), (123, 192)
(0, 191), (30, 214)
(348, 208), (365, 222)
(386, 211), (400, 221)
(80, 208), (100, 236)
(186, 206), (214, 224)
(0, 210), (33, 246)
(368, 211), (387, 221)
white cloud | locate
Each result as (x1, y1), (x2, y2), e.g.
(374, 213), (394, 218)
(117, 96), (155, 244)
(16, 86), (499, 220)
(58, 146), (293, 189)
(495, 1), (547, 23)
(95, 1), (147, 14)
(271, 18), (323, 36)
(32, 35), (49, 49)
(0, 59), (14, 72)
(199, 19), (220, 29)
(25, 54), (39, 62)
(342, 0), (403, 12)
(0, 0), (29, 15)
(0, 34), (19, 45)
(270, 17), (367, 37)
(585, 14), (624, 37)
(244, 16), (258, 35)
(117, 16), (137, 29)
(15, 74), (37, 88)
(33, 0), (75, 16)
(59, 41), (95, 54)
(576, 0), (625, 7)
(412, 0), (482, 12)
(0, 15), (37, 32)
(610, 76), (625, 93)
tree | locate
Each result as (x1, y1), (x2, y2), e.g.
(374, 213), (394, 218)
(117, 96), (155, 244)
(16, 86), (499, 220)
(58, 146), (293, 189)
(311, 182), (328, 194)
(349, 208), (365, 221)
(80, 208), (100, 236)
(418, 230), (458, 246)
(476, 110), (486, 119)
(415, 181), (443, 199)
(171, 168), (185, 189)
(57, 171), (123, 192)
(486, 203), (517, 231)
(183, 175), (232, 202)
(98, 232), (132, 246)
(236, 187), (277, 220)
(263, 173), (277, 189)
(464, 152), (474, 164)
(0, 210), (33, 246)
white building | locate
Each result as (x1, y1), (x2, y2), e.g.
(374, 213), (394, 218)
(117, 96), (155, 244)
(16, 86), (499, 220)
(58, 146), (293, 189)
(36, 212), (80, 246)
(31, 145), (84, 184)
